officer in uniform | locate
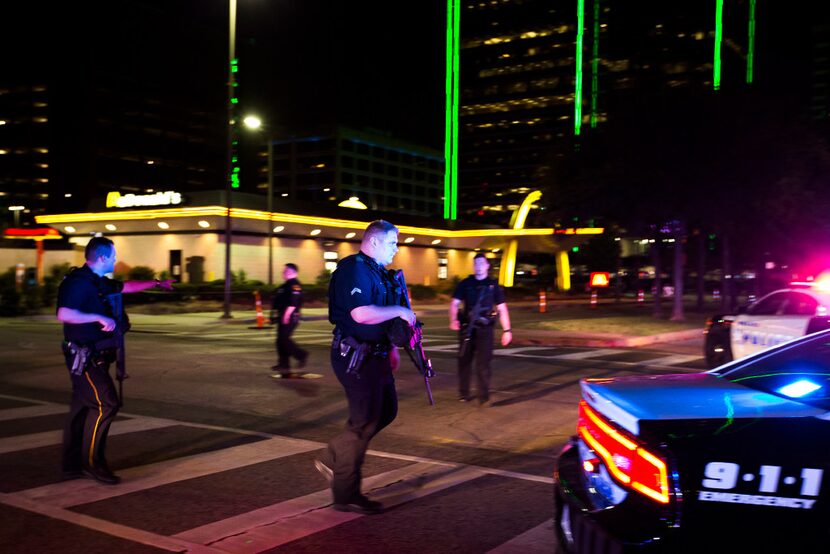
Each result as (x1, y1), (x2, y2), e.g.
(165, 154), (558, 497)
(449, 253), (512, 406)
(315, 220), (416, 515)
(57, 236), (174, 484)
(271, 263), (308, 377)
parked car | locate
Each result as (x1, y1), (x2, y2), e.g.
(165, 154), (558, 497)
(704, 283), (830, 369)
(554, 329), (830, 552)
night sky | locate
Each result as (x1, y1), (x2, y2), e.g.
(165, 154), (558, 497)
(4, 1), (448, 149)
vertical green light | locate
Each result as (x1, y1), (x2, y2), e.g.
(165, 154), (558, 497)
(713, 0), (724, 91)
(590, 0), (599, 128)
(444, 0), (459, 220)
(746, 0), (756, 84)
(574, 0), (585, 136)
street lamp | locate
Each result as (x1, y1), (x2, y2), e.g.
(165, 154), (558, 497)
(222, 0), (237, 319)
(243, 115), (275, 286)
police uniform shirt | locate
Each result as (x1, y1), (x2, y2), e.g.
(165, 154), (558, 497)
(274, 277), (303, 316)
(57, 265), (123, 345)
(329, 252), (393, 343)
(453, 275), (505, 320)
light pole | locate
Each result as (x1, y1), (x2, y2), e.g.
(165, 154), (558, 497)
(243, 115), (274, 286)
(222, 0), (237, 319)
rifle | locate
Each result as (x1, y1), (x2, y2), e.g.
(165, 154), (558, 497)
(105, 292), (130, 406)
(387, 269), (436, 406)
(458, 284), (490, 359)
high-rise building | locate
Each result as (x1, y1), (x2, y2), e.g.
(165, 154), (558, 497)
(457, 0), (824, 225)
(258, 127), (444, 217)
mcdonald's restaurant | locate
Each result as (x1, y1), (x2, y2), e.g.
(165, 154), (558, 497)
(20, 190), (602, 290)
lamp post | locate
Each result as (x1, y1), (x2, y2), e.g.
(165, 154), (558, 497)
(222, 0), (237, 319)
(243, 115), (274, 286)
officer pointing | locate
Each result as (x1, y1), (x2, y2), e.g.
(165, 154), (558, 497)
(56, 236), (174, 484)
(315, 220), (415, 515)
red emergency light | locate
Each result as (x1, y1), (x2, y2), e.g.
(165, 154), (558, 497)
(590, 272), (610, 288)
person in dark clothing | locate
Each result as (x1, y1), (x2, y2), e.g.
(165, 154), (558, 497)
(57, 236), (174, 484)
(449, 253), (512, 406)
(314, 220), (416, 515)
(271, 263), (308, 377)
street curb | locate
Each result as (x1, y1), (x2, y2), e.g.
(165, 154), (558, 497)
(514, 328), (703, 348)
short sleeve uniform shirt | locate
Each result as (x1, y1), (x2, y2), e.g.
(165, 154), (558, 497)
(57, 265), (123, 345)
(328, 252), (393, 343)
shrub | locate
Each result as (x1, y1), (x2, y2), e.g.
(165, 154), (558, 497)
(128, 266), (156, 280)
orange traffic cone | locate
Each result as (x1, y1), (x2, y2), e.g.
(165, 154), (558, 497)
(539, 289), (546, 313)
(249, 290), (272, 329)
(590, 290), (598, 308)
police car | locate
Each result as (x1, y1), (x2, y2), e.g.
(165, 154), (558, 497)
(554, 329), (830, 552)
(703, 282), (830, 369)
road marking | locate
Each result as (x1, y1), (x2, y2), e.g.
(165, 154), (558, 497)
(0, 415), (178, 454)
(0, 491), (222, 553)
(0, 403), (67, 421)
(548, 348), (620, 360)
(13, 435), (322, 508)
(494, 347), (559, 356)
(639, 354), (703, 366)
(176, 462), (486, 551)
(487, 518), (556, 554)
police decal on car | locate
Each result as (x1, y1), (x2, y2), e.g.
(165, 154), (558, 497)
(698, 461), (823, 509)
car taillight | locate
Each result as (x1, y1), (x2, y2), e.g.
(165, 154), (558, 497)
(577, 400), (670, 504)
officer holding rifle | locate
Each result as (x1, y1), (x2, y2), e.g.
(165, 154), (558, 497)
(315, 220), (416, 515)
(56, 236), (174, 484)
(449, 253), (512, 407)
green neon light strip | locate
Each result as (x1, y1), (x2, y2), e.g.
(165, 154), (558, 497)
(444, 0), (453, 219)
(574, 0), (585, 135)
(443, 0), (459, 220)
(590, 0), (599, 128)
(451, 0), (459, 219)
(746, 0), (756, 84)
(714, 0), (723, 90)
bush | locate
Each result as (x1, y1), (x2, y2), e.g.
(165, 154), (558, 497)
(409, 284), (438, 301)
(128, 266), (156, 280)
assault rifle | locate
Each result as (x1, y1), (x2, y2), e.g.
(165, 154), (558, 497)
(458, 285), (492, 359)
(104, 292), (130, 406)
(387, 269), (435, 405)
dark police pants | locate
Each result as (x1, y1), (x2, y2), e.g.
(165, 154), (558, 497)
(458, 325), (494, 402)
(321, 348), (397, 504)
(276, 320), (308, 367)
(62, 358), (119, 472)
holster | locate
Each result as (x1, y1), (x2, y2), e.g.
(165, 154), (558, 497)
(63, 341), (90, 376)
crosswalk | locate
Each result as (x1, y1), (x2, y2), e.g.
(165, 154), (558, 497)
(165, 328), (706, 371)
(0, 394), (556, 553)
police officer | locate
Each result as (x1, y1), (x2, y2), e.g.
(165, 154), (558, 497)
(271, 263), (308, 377)
(449, 253), (512, 406)
(314, 220), (416, 515)
(57, 236), (174, 484)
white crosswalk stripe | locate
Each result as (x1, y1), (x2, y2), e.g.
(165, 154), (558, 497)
(0, 397), (554, 552)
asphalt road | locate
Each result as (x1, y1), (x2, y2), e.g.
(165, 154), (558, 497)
(0, 311), (706, 553)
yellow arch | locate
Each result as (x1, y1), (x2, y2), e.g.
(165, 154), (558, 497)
(499, 190), (542, 287)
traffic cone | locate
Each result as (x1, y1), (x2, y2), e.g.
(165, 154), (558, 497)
(249, 290), (273, 329)
(637, 289), (645, 304)
(590, 290), (598, 308)
(255, 290), (265, 328)
(539, 289), (546, 313)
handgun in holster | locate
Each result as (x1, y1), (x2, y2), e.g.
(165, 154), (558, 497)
(63, 341), (90, 376)
(339, 336), (370, 376)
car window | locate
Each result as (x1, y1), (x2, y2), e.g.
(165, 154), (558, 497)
(746, 292), (787, 316)
(781, 292), (819, 316)
(717, 332), (830, 410)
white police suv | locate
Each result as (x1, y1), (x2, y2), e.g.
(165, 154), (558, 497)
(704, 282), (830, 368)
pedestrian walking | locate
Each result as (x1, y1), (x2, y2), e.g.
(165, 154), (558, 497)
(315, 220), (416, 514)
(271, 263), (308, 377)
(449, 253), (512, 406)
(57, 236), (174, 484)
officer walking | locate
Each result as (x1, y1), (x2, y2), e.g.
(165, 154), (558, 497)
(449, 253), (512, 406)
(57, 236), (174, 484)
(271, 263), (308, 377)
(315, 220), (416, 514)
